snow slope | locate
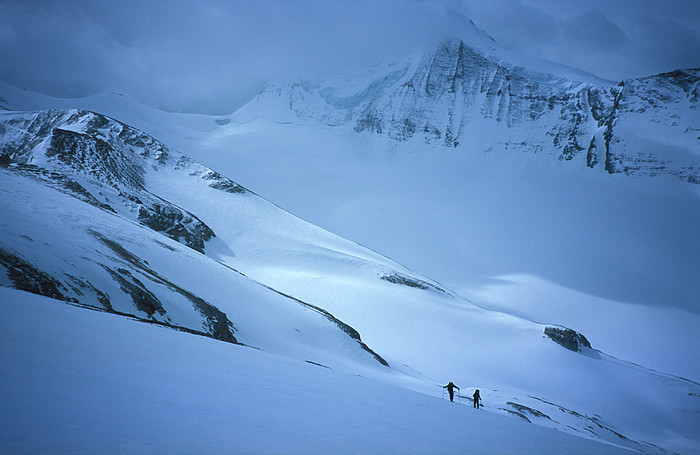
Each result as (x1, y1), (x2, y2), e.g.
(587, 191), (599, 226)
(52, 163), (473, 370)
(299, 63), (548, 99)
(0, 109), (394, 374)
(1, 106), (699, 454)
(6, 38), (693, 381)
(1, 288), (634, 455)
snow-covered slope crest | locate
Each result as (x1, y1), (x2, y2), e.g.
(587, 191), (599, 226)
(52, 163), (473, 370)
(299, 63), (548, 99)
(0, 109), (236, 252)
(235, 39), (699, 183)
(0, 108), (395, 369)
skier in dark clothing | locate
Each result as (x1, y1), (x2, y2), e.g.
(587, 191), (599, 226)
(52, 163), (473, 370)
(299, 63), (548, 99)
(443, 382), (460, 402)
(473, 389), (481, 408)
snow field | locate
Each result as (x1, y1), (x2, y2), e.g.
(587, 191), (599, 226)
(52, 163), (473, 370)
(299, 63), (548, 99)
(0, 288), (635, 455)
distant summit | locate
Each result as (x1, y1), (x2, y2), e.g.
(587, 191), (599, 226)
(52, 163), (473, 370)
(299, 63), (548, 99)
(236, 38), (699, 183)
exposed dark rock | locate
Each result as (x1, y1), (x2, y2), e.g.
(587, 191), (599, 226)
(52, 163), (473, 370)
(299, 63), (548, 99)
(423, 123), (442, 141)
(354, 111), (384, 135)
(381, 273), (429, 289)
(0, 248), (76, 302)
(47, 128), (145, 189)
(587, 87), (615, 125)
(501, 408), (531, 423)
(0, 111), (61, 162)
(65, 274), (113, 311)
(202, 171), (247, 194)
(11, 165), (116, 213)
(170, 286), (237, 344)
(304, 299), (389, 367)
(586, 136), (599, 168)
(380, 272), (446, 294)
(258, 282), (389, 367)
(400, 118), (416, 138)
(590, 415), (630, 441)
(62, 298), (239, 347)
(103, 266), (166, 319)
(506, 401), (552, 421)
(151, 239), (177, 252)
(0, 109), (171, 188)
(93, 233), (237, 343)
(529, 396), (637, 448)
(274, 40), (698, 183)
(137, 200), (215, 253)
(92, 233), (143, 267)
(544, 325), (591, 352)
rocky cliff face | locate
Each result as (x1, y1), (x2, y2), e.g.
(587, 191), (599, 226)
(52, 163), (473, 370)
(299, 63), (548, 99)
(599, 69), (699, 182)
(251, 39), (698, 182)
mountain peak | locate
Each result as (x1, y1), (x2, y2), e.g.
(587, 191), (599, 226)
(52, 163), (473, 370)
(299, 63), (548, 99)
(234, 36), (698, 183)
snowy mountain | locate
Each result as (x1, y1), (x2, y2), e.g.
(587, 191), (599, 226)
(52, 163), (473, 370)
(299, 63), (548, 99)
(236, 38), (698, 182)
(1, 104), (699, 454)
(1, 17), (699, 454)
(0, 108), (395, 369)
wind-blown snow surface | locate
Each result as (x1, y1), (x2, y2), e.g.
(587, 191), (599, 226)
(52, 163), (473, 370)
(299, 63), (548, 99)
(1, 288), (633, 455)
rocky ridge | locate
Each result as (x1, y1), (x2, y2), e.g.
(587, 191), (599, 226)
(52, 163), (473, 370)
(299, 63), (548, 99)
(0, 109), (388, 364)
(249, 40), (699, 182)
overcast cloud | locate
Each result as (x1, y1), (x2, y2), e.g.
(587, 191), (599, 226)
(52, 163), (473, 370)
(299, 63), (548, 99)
(0, 0), (698, 114)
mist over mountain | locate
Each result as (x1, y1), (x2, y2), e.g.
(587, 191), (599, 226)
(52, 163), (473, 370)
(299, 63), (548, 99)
(238, 36), (698, 183)
(1, 7), (699, 455)
(1, 0), (698, 114)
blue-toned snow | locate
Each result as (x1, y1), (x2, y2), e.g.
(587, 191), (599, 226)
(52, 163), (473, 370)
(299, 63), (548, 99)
(1, 288), (633, 455)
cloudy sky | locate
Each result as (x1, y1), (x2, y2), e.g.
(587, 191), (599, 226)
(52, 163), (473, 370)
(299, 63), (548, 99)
(1, 0), (698, 114)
